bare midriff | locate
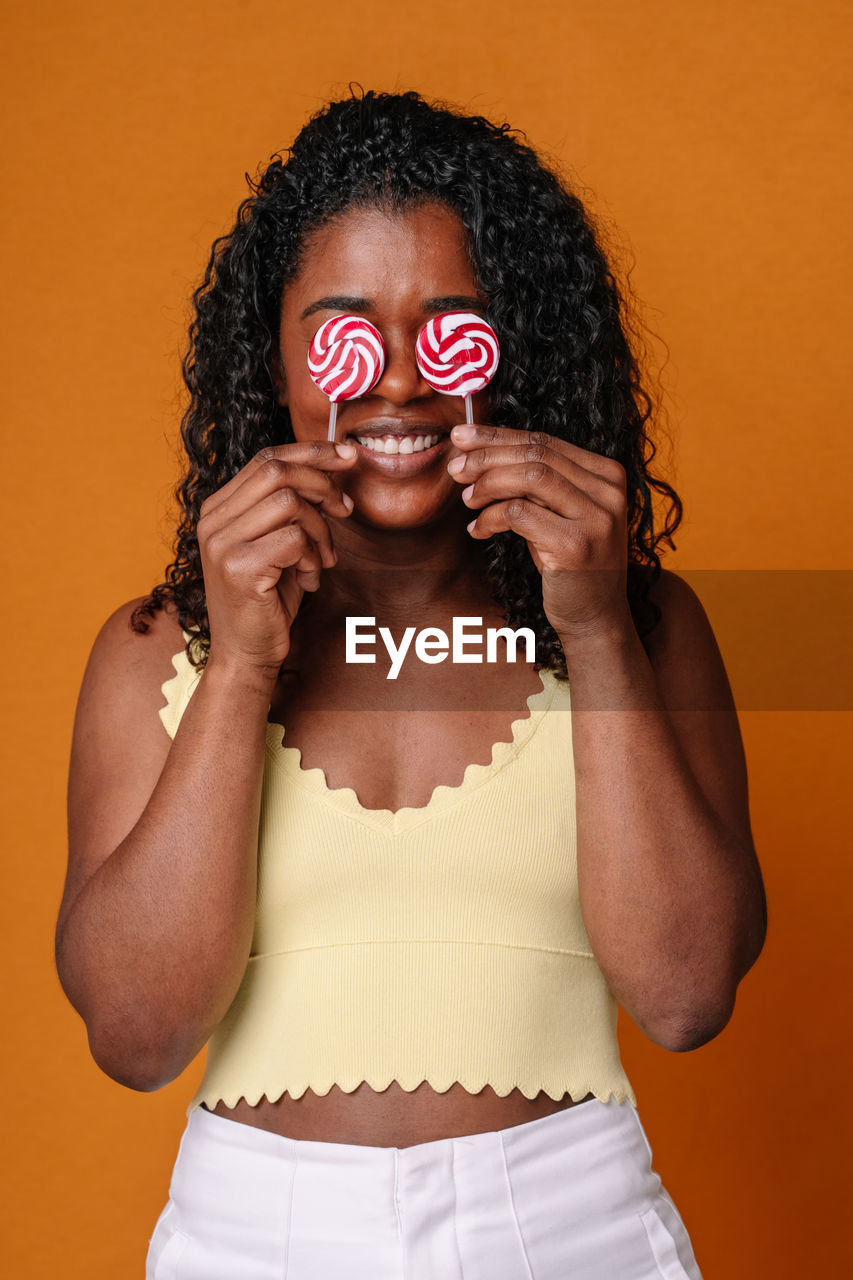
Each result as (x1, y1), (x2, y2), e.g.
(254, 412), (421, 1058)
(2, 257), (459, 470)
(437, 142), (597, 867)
(205, 1083), (595, 1147)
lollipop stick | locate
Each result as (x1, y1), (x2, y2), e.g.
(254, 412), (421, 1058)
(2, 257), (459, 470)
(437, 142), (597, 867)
(327, 401), (338, 442)
(464, 394), (474, 425)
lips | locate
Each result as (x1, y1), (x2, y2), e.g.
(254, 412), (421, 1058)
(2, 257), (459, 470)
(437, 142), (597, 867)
(343, 418), (451, 464)
(343, 422), (452, 471)
(345, 419), (448, 438)
(352, 432), (442, 454)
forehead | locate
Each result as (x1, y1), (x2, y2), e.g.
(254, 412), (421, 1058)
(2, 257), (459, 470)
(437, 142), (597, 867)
(287, 201), (477, 300)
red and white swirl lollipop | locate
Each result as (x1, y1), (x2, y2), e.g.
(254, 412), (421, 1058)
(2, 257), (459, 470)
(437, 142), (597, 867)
(415, 311), (500, 424)
(308, 314), (386, 440)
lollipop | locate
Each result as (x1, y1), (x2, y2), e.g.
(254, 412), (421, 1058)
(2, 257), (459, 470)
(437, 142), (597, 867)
(307, 314), (386, 440)
(415, 311), (500, 424)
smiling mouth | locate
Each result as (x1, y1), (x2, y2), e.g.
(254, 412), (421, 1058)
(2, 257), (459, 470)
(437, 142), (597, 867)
(349, 432), (445, 455)
(344, 422), (450, 456)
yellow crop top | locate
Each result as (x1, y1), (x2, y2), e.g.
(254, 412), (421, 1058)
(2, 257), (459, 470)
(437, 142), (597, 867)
(158, 639), (636, 1117)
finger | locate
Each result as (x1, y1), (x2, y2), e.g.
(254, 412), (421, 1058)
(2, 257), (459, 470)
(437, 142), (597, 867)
(202, 451), (356, 522)
(466, 497), (572, 559)
(459, 462), (598, 521)
(213, 488), (339, 569)
(226, 524), (325, 594)
(449, 424), (625, 486)
(200, 442), (357, 519)
(263, 525), (324, 593)
(276, 571), (306, 622)
(269, 526), (324, 592)
(201, 457), (356, 528)
(449, 443), (616, 505)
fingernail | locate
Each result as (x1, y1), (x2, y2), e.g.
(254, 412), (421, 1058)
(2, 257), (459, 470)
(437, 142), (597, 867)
(335, 443), (357, 457)
(466, 519), (477, 533)
(461, 484), (474, 501)
(446, 456), (466, 475)
(342, 493), (354, 510)
(451, 425), (476, 443)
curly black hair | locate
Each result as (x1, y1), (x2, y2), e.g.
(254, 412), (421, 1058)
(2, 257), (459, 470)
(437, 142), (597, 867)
(131, 88), (681, 675)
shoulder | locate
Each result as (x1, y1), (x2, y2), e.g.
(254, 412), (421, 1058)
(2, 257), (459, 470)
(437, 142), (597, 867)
(88, 596), (189, 672)
(640, 569), (734, 712)
(75, 597), (193, 737)
(644, 568), (712, 648)
(68, 596), (193, 824)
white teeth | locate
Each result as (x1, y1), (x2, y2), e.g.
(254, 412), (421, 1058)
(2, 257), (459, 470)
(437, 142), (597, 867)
(354, 433), (440, 454)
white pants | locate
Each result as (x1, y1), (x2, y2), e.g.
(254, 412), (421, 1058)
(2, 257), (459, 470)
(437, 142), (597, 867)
(146, 1098), (702, 1279)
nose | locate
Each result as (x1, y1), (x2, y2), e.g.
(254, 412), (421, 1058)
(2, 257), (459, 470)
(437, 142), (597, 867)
(370, 331), (430, 406)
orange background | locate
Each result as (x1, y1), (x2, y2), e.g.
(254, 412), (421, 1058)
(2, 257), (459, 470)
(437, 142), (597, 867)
(2, 1), (851, 1275)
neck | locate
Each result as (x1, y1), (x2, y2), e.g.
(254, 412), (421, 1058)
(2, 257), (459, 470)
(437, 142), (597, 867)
(318, 510), (495, 622)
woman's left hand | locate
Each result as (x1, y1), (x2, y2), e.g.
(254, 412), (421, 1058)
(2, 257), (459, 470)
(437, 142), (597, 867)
(447, 423), (631, 642)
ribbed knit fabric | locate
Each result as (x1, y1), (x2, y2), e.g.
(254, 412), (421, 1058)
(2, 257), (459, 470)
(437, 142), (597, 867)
(159, 639), (636, 1116)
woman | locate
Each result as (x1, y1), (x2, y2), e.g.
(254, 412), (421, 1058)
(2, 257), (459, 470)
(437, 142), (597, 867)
(56, 90), (766, 1278)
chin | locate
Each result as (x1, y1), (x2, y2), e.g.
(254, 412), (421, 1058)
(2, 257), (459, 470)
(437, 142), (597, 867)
(348, 487), (460, 533)
(350, 506), (442, 532)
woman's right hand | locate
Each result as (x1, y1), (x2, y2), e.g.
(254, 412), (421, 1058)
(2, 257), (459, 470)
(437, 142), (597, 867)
(197, 440), (358, 677)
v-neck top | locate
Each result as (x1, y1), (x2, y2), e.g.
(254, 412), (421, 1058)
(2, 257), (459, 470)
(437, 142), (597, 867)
(159, 639), (636, 1115)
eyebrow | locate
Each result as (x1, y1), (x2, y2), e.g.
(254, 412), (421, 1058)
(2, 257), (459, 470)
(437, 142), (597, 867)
(299, 294), (486, 321)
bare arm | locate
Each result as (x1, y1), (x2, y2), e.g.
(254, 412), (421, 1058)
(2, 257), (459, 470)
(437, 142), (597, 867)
(563, 571), (766, 1050)
(449, 423), (766, 1049)
(56, 601), (276, 1090)
(55, 442), (357, 1090)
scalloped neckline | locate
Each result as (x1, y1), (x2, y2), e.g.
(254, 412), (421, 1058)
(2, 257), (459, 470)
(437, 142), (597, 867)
(263, 668), (557, 825)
